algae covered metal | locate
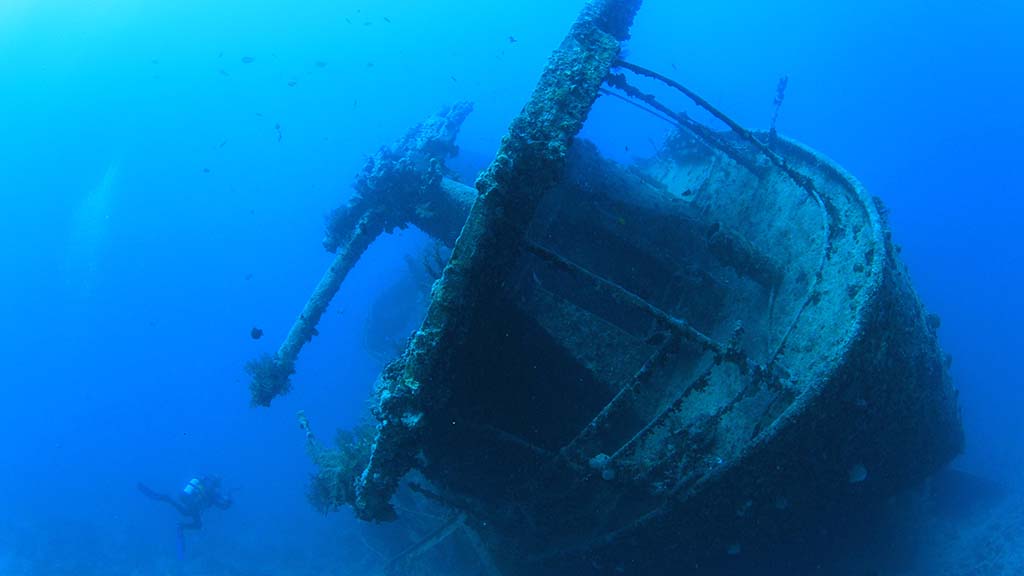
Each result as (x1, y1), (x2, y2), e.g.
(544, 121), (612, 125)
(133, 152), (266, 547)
(251, 0), (962, 573)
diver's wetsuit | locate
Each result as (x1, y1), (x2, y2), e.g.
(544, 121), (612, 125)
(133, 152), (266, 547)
(138, 476), (232, 531)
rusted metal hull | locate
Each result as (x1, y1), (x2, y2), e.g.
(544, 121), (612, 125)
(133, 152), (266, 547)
(383, 134), (963, 573)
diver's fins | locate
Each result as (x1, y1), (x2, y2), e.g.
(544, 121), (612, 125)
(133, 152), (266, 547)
(176, 526), (186, 561)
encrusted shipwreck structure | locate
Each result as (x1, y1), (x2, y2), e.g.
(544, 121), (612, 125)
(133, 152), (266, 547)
(250, 0), (962, 573)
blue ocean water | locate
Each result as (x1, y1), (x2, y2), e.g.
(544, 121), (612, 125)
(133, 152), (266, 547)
(0, 1), (1020, 574)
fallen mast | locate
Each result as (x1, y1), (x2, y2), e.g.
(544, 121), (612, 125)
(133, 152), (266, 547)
(246, 103), (476, 407)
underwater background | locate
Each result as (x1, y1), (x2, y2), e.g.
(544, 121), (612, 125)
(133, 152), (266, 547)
(0, 0), (1020, 574)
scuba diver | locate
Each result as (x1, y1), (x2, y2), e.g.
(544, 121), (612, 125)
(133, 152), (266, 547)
(138, 475), (233, 546)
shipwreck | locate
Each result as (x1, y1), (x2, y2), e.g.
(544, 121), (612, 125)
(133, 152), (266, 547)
(246, 0), (963, 573)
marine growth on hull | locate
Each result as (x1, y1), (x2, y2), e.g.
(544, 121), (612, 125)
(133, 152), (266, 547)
(249, 1), (962, 574)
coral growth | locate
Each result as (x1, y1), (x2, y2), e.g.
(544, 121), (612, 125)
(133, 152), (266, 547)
(245, 353), (295, 407)
(305, 422), (377, 514)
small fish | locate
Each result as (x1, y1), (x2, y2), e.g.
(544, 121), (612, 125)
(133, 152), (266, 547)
(287, 80), (297, 87)
(218, 69), (230, 77)
(275, 123), (282, 142)
(241, 56), (255, 64)
(508, 36), (517, 44)
(202, 167), (211, 173)
(450, 75), (457, 82)
(315, 60), (327, 68)
(250, 326), (264, 340)
(383, 16), (392, 23)
(244, 273), (253, 281)
(345, 17), (352, 24)
(218, 139), (227, 148)
(150, 59), (159, 65)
